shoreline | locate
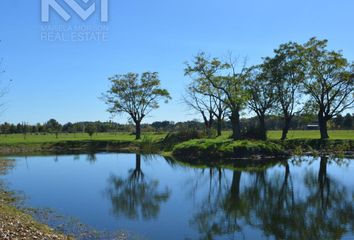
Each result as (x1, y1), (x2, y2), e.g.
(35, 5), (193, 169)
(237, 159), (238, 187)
(0, 159), (72, 240)
(1, 138), (352, 158)
(1, 140), (353, 240)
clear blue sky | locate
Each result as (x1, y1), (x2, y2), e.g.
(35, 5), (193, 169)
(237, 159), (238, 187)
(0, 0), (353, 124)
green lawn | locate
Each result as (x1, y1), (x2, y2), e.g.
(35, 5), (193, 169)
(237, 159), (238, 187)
(0, 130), (352, 145)
(267, 130), (354, 140)
(0, 132), (166, 145)
(216, 130), (354, 140)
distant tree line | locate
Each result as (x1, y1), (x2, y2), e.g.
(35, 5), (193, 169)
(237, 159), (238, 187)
(0, 113), (352, 136)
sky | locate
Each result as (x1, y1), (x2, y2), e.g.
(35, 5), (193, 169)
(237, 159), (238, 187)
(0, 0), (353, 124)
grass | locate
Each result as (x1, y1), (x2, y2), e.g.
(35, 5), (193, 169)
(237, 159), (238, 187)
(267, 130), (354, 140)
(0, 132), (166, 145)
(0, 130), (352, 145)
(0, 130), (352, 157)
(173, 139), (286, 160)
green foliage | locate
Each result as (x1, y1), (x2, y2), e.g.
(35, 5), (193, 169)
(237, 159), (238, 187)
(140, 135), (158, 153)
(102, 71), (171, 139)
(299, 38), (354, 138)
(162, 129), (205, 151)
(241, 125), (266, 140)
(185, 52), (250, 140)
(280, 139), (354, 153)
(173, 139), (285, 160)
(0, 130), (353, 146)
(84, 124), (96, 138)
(102, 72), (171, 122)
(45, 119), (61, 133)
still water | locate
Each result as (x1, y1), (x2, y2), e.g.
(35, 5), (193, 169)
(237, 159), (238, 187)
(1, 153), (354, 240)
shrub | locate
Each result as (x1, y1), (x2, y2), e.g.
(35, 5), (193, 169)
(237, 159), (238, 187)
(241, 126), (266, 140)
(172, 139), (285, 160)
(162, 129), (205, 151)
(140, 135), (157, 153)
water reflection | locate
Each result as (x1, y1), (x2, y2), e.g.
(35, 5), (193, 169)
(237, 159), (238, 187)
(86, 153), (97, 163)
(2, 154), (353, 240)
(188, 157), (354, 240)
(106, 154), (171, 220)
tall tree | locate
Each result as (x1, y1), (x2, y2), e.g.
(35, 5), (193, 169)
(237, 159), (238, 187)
(266, 42), (306, 140)
(102, 72), (171, 140)
(300, 38), (354, 139)
(184, 83), (216, 137)
(184, 77), (227, 136)
(185, 53), (249, 140)
(246, 65), (277, 140)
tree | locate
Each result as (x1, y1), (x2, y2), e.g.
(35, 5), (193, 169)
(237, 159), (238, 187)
(85, 124), (96, 138)
(0, 122), (11, 137)
(343, 113), (353, 129)
(45, 119), (61, 138)
(266, 42), (306, 140)
(185, 67), (228, 136)
(184, 83), (216, 137)
(21, 122), (29, 140)
(185, 53), (249, 140)
(300, 38), (354, 139)
(246, 65), (277, 140)
(102, 72), (171, 140)
(333, 114), (344, 129)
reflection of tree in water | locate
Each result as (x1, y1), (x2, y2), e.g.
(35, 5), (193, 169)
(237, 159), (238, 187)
(106, 154), (170, 220)
(188, 168), (246, 240)
(86, 153), (97, 164)
(189, 157), (354, 240)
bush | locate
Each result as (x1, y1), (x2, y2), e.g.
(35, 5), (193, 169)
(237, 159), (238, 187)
(140, 135), (157, 153)
(162, 129), (205, 151)
(172, 139), (286, 160)
(241, 126), (266, 140)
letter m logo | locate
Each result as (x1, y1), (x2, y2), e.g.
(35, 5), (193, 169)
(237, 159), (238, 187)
(41, 0), (108, 22)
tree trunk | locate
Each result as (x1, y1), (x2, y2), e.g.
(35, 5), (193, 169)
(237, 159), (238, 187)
(135, 121), (141, 140)
(281, 116), (291, 141)
(224, 170), (242, 213)
(202, 112), (213, 138)
(217, 117), (222, 137)
(204, 121), (212, 138)
(136, 154), (141, 171)
(258, 114), (267, 140)
(318, 112), (329, 139)
(230, 171), (242, 201)
(318, 156), (329, 209)
(203, 120), (213, 138)
(230, 111), (241, 140)
(131, 154), (143, 181)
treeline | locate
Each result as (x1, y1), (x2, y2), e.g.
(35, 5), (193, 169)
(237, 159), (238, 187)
(183, 37), (353, 140)
(1, 113), (352, 136)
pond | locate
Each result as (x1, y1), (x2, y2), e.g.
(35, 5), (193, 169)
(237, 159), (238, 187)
(1, 153), (354, 240)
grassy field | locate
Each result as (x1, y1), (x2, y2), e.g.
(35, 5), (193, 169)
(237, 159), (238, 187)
(0, 130), (353, 145)
(267, 130), (354, 140)
(0, 132), (166, 145)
